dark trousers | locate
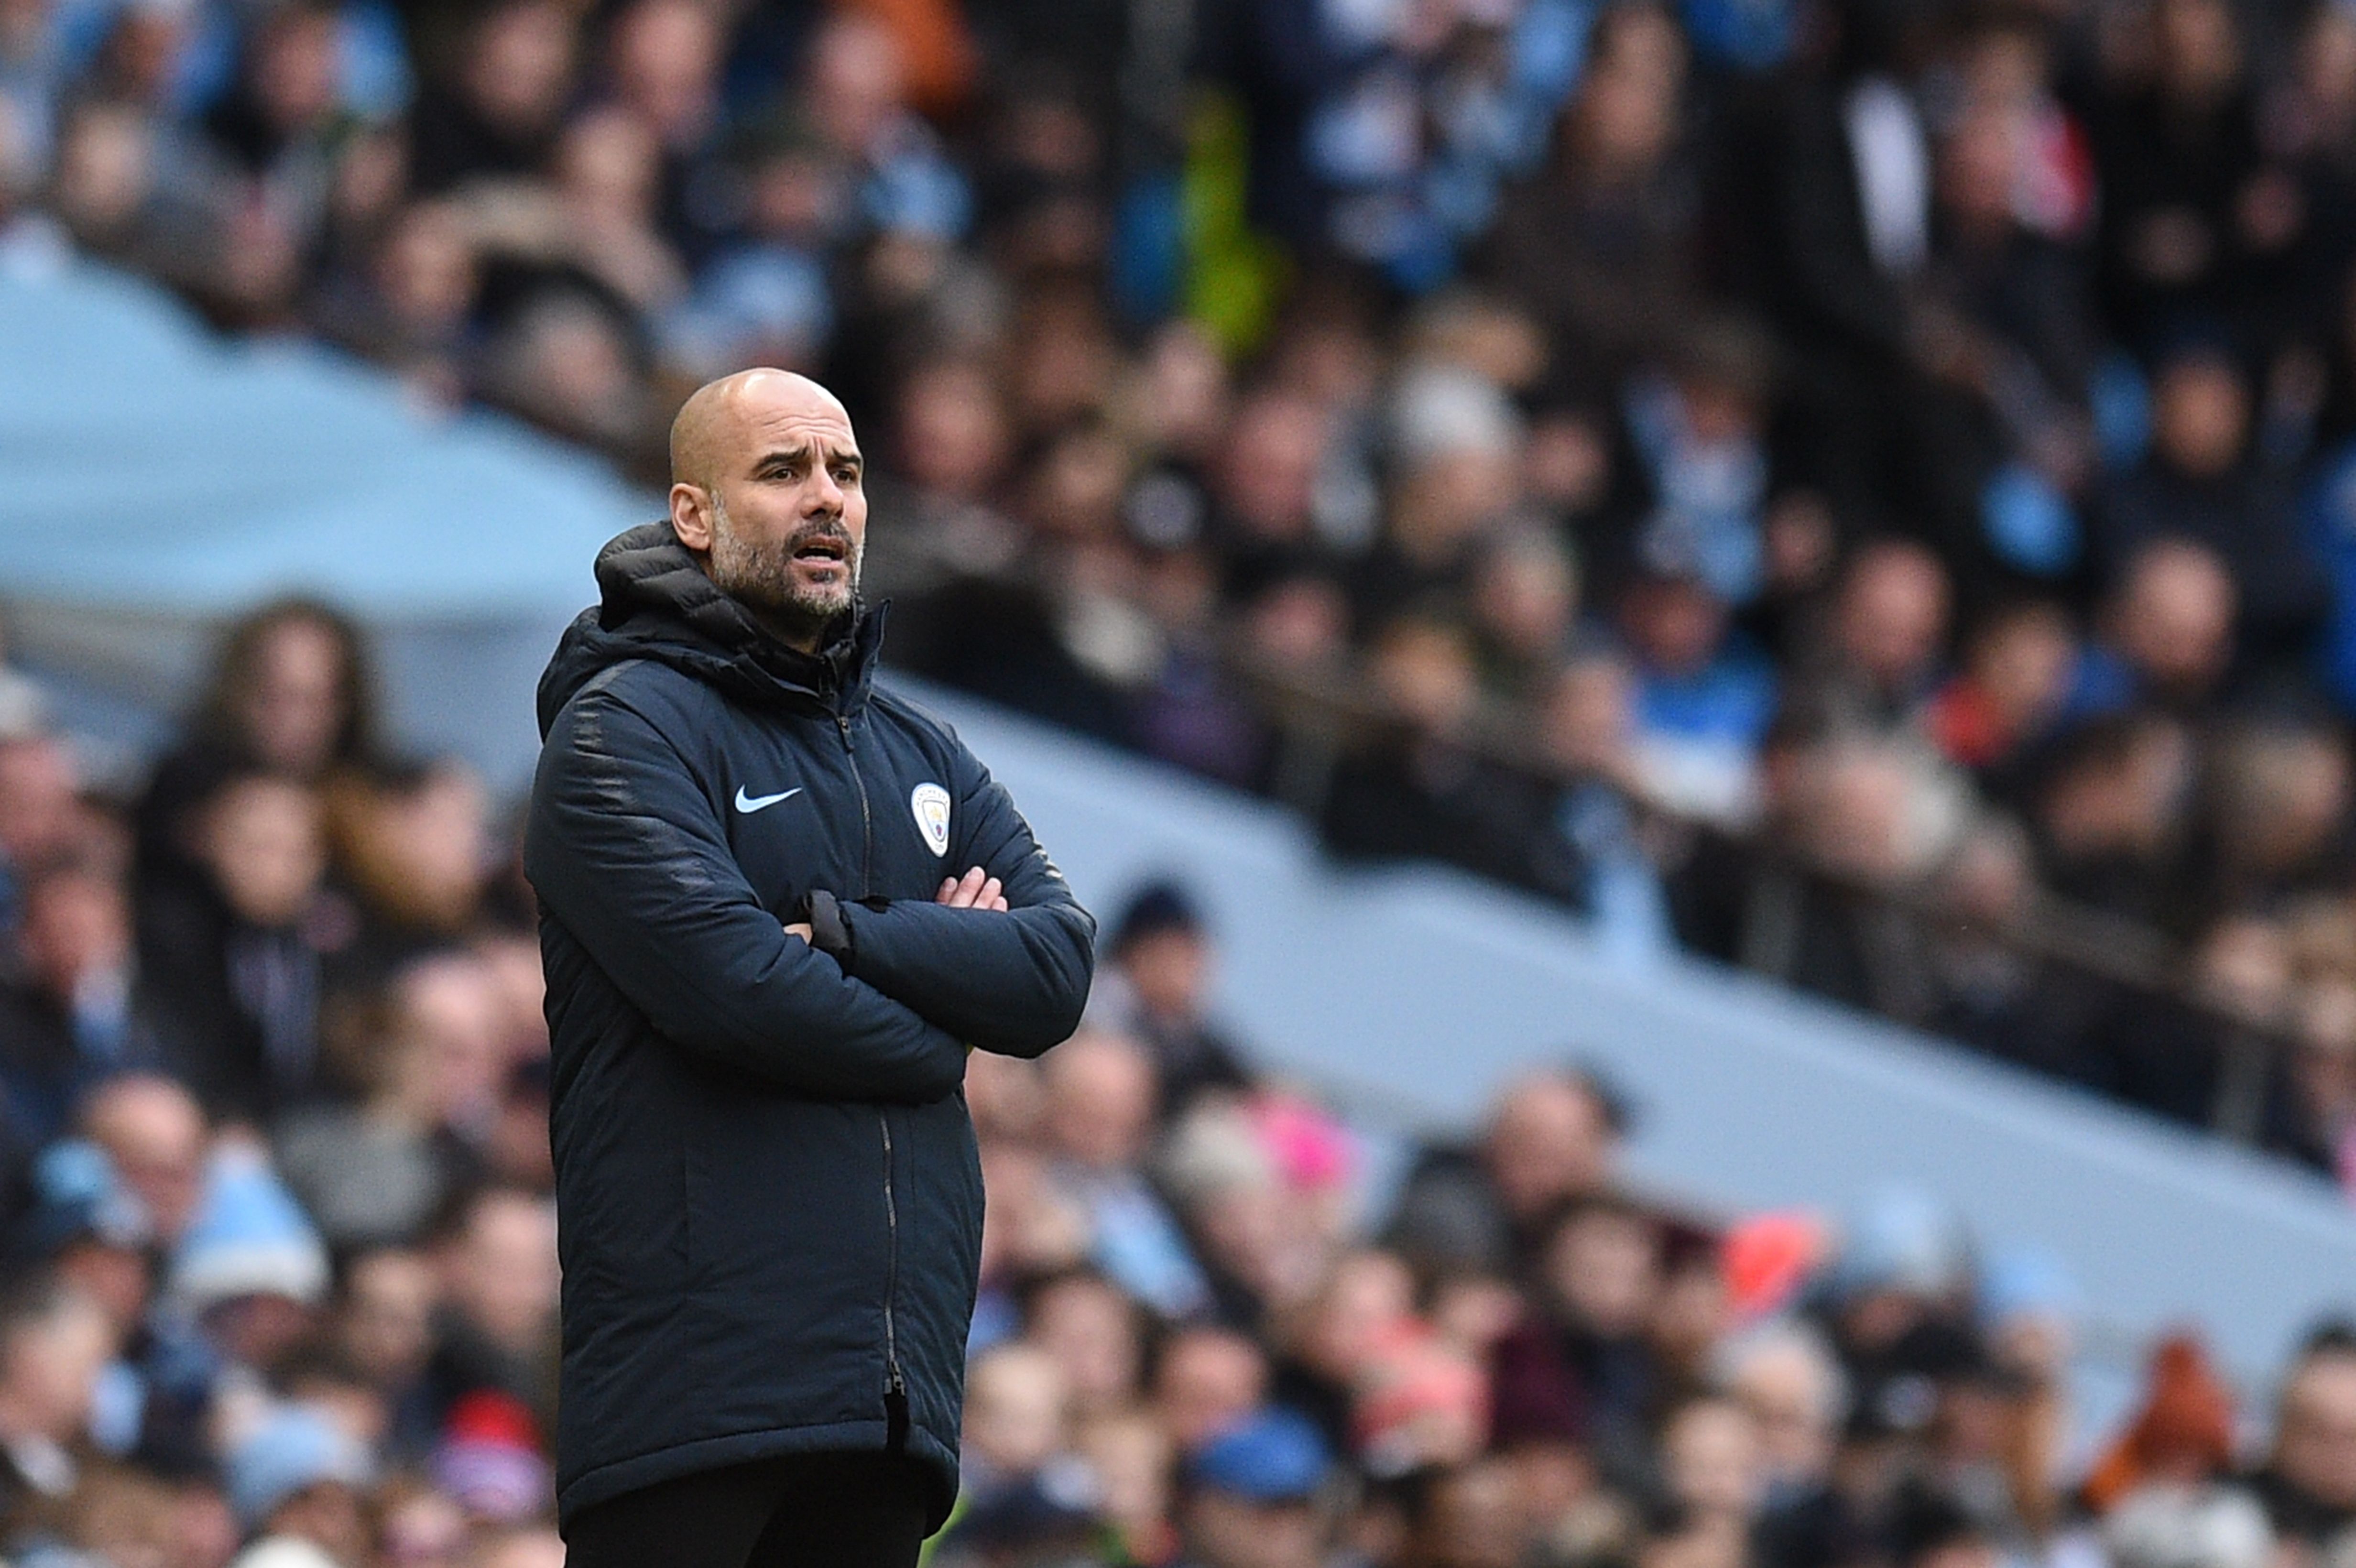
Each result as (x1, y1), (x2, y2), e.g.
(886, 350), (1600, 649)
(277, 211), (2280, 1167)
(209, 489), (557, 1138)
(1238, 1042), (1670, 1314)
(563, 1450), (932, 1568)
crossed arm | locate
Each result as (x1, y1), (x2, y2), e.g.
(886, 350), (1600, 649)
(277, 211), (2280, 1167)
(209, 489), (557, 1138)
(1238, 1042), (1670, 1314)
(530, 689), (1095, 1100)
(526, 688), (975, 1103)
(807, 751), (1097, 1059)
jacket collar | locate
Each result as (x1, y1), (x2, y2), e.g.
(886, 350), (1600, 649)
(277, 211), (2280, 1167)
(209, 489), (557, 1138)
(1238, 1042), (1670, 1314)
(538, 521), (884, 734)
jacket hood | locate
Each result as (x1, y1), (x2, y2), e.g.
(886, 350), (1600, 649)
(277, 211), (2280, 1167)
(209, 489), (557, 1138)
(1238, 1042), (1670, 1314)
(537, 521), (884, 737)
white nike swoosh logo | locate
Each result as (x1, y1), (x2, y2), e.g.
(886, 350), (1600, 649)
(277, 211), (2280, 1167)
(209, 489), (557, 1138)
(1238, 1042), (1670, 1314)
(733, 785), (804, 813)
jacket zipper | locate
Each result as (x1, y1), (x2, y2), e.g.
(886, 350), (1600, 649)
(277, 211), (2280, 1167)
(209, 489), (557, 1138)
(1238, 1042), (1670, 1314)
(838, 708), (901, 1412)
(838, 712), (872, 896)
(880, 1110), (905, 1407)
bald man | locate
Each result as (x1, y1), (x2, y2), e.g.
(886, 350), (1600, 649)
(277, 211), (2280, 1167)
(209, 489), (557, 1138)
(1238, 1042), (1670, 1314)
(525, 370), (1095, 1568)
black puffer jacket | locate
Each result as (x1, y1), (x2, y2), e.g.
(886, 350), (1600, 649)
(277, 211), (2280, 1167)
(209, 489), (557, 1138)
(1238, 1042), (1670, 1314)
(524, 522), (1095, 1530)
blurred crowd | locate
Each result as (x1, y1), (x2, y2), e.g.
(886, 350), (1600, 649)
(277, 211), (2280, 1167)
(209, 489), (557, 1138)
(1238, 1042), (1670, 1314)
(0, 606), (2355, 1568)
(12, 0), (2356, 1170)
(11, 0), (2356, 1553)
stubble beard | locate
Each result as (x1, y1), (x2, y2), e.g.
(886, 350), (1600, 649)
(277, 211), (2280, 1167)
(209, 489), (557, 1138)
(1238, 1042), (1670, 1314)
(706, 492), (864, 648)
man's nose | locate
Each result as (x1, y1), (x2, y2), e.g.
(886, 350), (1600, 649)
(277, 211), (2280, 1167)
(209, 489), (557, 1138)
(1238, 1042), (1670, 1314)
(808, 468), (845, 514)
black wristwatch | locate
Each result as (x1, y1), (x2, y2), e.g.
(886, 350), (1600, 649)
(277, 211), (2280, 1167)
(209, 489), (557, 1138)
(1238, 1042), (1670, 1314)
(801, 890), (853, 963)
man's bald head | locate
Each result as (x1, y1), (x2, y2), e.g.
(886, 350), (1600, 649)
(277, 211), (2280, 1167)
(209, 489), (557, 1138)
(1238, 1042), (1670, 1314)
(665, 369), (869, 652)
(669, 369), (849, 491)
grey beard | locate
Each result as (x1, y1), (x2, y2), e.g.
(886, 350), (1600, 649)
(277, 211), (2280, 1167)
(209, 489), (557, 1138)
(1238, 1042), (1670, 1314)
(706, 495), (863, 646)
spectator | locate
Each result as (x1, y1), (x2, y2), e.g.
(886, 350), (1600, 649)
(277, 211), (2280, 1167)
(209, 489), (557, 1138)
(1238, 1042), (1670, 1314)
(1655, 1395), (1766, 1565)
(1926, 600), (2077, 793)
(196, 0), (351, 270)
(1288, 1248), (1486, 1479)
(1322, 613), (1548, 883)
(1175, 1408), (1336, 1568)
(863, 356), (1018, 598)
(167, 1141), (331, 1381)
(1914, 46), (2098, 582)
(0, 857), (162, 1144)
(1815, 1188), (1974, 1427)
(2028, 713), (2195, 927)
(1042, 1030), (1212, 1320)
(1076, 1408), (1176, 1566)
(1402, 1458), (1529, 1568)
(328, 758), (496, 968)
(1209, 387), (1334, 586)
(335, 1246), (439, 1459)
(1099, 882), (1253, 1117)
(2084, 1334), (2240, 1514)
(1352, 367), (1524, 634)
(2199, 720), (2354, 916)
(1801, 539), (1954, 743)
(276, 954), (504, 1248)
(658, 115), (836, 381)
(2094, 339), (2320, 666)
(134, 600), (375, 905)
(598, 0), (725, 261)
(407, 0), (576, 196)
(1917, 815), (2098, 1077)
(1615, 557), (1778, 826)
(1766, 738), (1975, 1013)
(1386, 1067), (1623, 1277)
(428, 1389), (550, 1526)
(0, 1276), (116, 1556)
(1154, 1326), (1269, 1453)
(1528, 642), (1676, 944)
(1724, 1321), (1866, 1568)
(1716, 0), (1948, 552)
(1479, 1), (1699, 381)
(475, 284), (657, 465)
(311, 198), (482, 402)
(1622, 326), (1778, 604)
(2273, 978), (2356, 1191)
(419, 1187), (556, 1439)
(1468, 525), (1580, 702)
(0, 726), (96, 933)
(81, 1073), (207, 1246)
(796, 11), (968, 252)
(2071, 538), (2241, 721)
(8, 1136), (155, 1343)
(1022, 1268), (1146, 1421)
(2245, 1321), (2356, 1548)
(138, 773), (333, 1125)
(2084, 0), (2285, 357)
(1489, 1194), (1666, 1482)
(223, 1404), (372, 1568)
(511, 106), (688, 314)
(944, 1341), (1093, 1556)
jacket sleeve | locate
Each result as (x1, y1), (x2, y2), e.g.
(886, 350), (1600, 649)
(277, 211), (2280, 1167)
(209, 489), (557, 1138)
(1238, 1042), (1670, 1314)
(835, 741), (1096, 1058)
(525, 685), (971, 1103)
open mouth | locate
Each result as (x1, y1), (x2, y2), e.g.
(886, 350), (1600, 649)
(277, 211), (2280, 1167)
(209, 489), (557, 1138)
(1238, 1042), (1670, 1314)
(791, 537), (849, 564)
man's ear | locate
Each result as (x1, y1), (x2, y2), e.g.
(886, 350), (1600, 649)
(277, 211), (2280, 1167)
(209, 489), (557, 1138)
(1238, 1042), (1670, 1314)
(669, 482), (714, 552)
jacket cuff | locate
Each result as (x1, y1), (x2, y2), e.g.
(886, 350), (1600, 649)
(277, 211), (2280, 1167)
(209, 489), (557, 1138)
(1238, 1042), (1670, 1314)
(802, 890), (853, 964)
